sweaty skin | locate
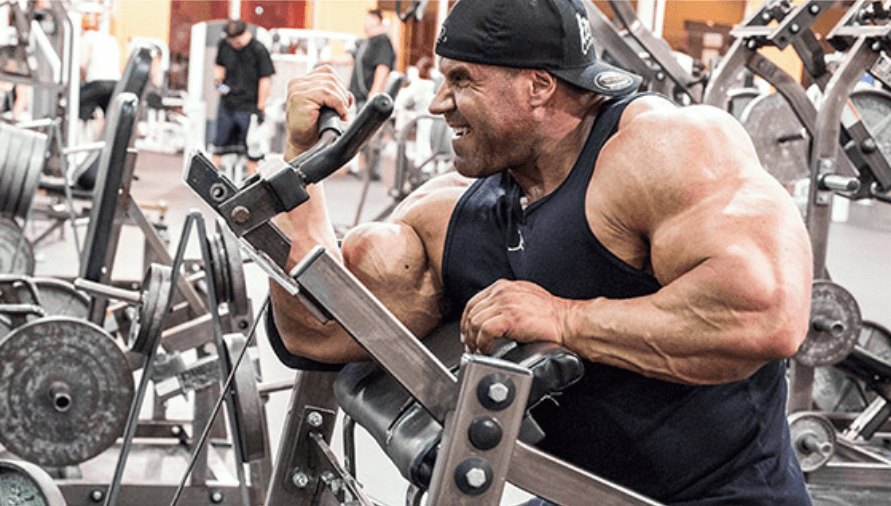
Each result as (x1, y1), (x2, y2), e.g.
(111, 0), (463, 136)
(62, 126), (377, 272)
(270, 62), (812, 385)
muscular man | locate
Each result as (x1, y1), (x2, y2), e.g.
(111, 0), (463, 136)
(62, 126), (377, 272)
(269, 0), (814, 503)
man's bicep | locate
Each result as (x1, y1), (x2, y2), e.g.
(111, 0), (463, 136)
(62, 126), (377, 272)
(342, 222), (445, 339)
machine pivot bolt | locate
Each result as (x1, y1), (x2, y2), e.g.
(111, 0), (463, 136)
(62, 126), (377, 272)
(291, 470), (310, 488)
(307, 411), (324, 427)
(209, 183), (227, 201)
(454, 457), (493, 495)
(487, 383), (510, 403)
(862, 138), (878, 154)
(231, 206), (250, 224)
(809, 4), (820, 14)
(209, 490), (224, 503)
(90, 489), (104, 502)
(477, 373), (516, 411)
(465, 468), (488, 488)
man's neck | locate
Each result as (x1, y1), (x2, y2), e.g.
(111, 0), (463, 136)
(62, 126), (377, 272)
(511, 100), (602, 204)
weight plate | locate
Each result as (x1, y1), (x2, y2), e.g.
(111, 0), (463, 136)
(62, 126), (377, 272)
(727, 88), (761, 119)
(0, 315), (11, 340)
(740, 92), (810, 185)
(0, 316), (134, 467)
(788, 412), (836, 473)
(814, 320), (891, 413)
(14, 130), (47, 221)
(850, 88), (891, 174)
(30, 277), (90, 319)
(207, 232), (229, 304)
(132, 263), (172, 354)
(2, 129), (36, 217)
(794, 280), (862, 367)
(0, 125), (17, 217)
(223, 333), (266, 462)
(858, 319), (891, 359)
(0, 216), (34, 275)
(0, 459), (66, 506)
(217, 219), (250, 322)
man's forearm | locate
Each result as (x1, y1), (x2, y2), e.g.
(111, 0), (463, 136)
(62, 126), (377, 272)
(369, 64), (390, 95)
(257, 76), (271, 110)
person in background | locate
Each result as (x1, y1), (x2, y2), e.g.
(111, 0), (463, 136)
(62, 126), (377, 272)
(346, 9), (396, 180)
(211, 19), (275, 177)
(0, 47), (29, 122)
(79, 12), (121, 135)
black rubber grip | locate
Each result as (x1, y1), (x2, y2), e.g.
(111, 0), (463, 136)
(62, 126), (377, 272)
(317, 106), (344, 137)
(300, 93), (394, 184)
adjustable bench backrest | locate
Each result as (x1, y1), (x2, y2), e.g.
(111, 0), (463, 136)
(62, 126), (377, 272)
(71, 46), (154, 191)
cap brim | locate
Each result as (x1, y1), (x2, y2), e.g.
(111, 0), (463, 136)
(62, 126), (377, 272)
(550, 61), (642, 97)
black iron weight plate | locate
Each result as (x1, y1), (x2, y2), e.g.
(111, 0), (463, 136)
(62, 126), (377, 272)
(0, 216), (34, 275)
(0, 459), (65, 506)
(795, 280), (862, 367)
(0, 317), (134, 467)
(224, 333), (266, 462)
(740, 92), (811, 185)
(850, 88), (891, 175)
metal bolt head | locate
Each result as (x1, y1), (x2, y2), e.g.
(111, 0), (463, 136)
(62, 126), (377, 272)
(862, 138), (878, 154)
(210, 490), (224, 503)
(291, 471), (310, 488)
(231, 205), (250, 224)
(465, 467), (488, 489)
(90, 489), (104, 502)
(307, 411), (324, 427)
(809, 4), (820, 14)
(487, 382), (510, 403)
(209, 183), (227, 201)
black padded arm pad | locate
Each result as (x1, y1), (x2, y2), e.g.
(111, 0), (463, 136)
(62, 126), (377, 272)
(334, 323), (584, 488)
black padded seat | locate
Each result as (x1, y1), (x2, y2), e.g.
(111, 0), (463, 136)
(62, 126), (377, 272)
(334, 322), (584, 488)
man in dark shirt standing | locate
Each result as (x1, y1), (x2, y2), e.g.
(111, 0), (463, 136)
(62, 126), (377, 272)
(348, 9), (396, 180)
(212, 19), (275, 177)
(349, 9), (396, 107)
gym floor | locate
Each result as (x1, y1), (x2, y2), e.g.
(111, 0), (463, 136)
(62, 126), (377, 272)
(13, 147), (891, 505)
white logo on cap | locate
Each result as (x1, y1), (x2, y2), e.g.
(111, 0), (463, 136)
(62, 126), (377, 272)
(595, 71), (634, 91)
(575, 12), (594, 56)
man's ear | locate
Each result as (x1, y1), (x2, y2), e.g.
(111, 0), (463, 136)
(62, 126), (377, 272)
(528, 70), (557, 107)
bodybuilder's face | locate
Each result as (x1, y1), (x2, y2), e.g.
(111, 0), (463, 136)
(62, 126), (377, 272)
(429, 58), (535, 178)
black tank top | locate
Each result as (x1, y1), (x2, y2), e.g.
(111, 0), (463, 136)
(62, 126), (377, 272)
(441, 94), (810, 504)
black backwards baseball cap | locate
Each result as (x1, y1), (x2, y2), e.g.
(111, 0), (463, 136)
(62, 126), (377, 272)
(435, 0), (642, 97)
